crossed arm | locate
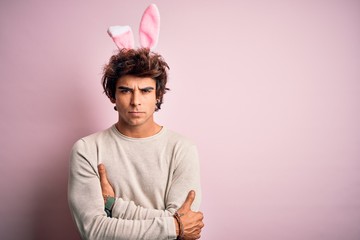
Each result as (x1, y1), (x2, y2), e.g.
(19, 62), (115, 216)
(98, 164), (204, 239)
(68, 139), (204, 240)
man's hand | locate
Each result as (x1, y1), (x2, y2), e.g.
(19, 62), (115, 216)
(175, 191), (204, 240)
(98, 164), (115, 202)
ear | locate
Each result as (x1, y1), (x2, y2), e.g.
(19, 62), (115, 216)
(110, 97), (116, 104)
(107, 26), (135, 50)
(139, 4), (160, 49)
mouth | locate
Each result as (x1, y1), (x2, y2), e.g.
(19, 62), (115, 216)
(128, 111), (145, 114)
(128, 111), (145, 116)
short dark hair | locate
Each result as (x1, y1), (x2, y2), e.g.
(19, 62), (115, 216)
(102, 48), (170, 111)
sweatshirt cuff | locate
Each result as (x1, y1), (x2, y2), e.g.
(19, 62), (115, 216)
(166, 216), (177, 239)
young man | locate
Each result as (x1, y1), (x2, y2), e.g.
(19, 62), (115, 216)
(68, 48), (204, 240)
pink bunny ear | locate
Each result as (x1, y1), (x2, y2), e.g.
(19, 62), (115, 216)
(107, 26), (135, 50)
(139, 4), (160, 49)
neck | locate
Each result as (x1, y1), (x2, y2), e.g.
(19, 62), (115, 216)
(115, 121), (162, 138)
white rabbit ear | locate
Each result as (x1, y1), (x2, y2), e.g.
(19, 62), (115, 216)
(107, 26), (135, 50)
(139, 4), (160, 49)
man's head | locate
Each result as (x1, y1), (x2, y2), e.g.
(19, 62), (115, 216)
(102, 48), (169, 111)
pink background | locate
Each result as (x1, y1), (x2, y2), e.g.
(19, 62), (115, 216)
(1, 0), (360, 239)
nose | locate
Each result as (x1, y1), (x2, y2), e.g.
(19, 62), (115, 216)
(130, 90), (141, 106)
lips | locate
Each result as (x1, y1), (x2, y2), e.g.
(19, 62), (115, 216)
(128, 111), (145, 116)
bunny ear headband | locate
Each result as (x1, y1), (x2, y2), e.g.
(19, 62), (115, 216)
(107, 4), (160, 50)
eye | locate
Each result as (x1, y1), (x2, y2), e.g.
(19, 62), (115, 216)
(141, 89), (152, 93)
(119, 89), (131, 94)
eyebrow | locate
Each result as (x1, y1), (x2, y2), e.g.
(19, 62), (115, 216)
(118, 86), (132, 91)
(117, 86), (155, 91)
(139, 87), (155, 91)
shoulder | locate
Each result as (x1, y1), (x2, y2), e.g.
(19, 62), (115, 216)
(164, 128), (195, 145)
(162, 128), (198, 154)
(163, 129), (200, 167)
(72, 127), (114, 151)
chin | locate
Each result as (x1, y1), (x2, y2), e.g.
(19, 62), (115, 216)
(127, 119), (145, 126)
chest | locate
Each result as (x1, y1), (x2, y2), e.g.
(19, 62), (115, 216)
(98, 141), (176, 207)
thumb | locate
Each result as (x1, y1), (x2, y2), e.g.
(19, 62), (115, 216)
(181, 190), (196, 211)
(98, 164), (109, 183)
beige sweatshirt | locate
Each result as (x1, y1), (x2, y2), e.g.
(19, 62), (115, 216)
(68, 125), (201, 240)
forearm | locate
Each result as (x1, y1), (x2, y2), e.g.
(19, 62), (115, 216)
(111, 197), (175, 220)
(70, 207), (176, 240)
(68, 172), (177, 239)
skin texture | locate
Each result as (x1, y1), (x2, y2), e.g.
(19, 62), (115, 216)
(110, 75), (161, 138)
(175, 190), (204, 239)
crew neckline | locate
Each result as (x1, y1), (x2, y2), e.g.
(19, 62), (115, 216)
(111, 124), (166, 141)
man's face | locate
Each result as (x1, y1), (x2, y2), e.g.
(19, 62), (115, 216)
(111, 75), (157, 129)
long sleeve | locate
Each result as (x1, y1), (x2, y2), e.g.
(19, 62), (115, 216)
(68, 127), (201, 240)
(68, 139), (177, 240)
(165, 143), (202, 212)
(111, 198), (173, 220)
